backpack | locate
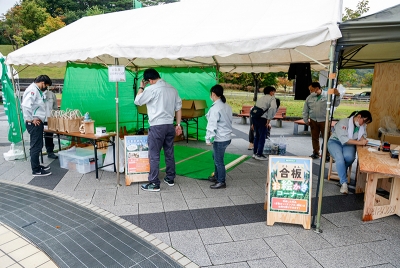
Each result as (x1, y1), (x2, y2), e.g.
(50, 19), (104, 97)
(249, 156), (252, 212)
(250, 106), (267, 119)
(251, 98), (279, 119)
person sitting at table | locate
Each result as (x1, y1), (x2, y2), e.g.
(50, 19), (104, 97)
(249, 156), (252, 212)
(328, 110), (373, 194)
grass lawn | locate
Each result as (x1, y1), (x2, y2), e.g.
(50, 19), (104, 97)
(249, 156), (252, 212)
(0, 45), (65, 79)
(225, 90), (369, 120)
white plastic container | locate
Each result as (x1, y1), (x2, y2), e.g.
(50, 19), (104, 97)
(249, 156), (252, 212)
(58, 148), (103, 174)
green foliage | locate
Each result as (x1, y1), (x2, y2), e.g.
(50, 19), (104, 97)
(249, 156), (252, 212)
(339, 69), (358, 87)
(362, 72), (373, 86)
(225, 90), (369, 120)
(85, 5), (104, 16)
(219, 72), (280, 91)
(38, 15), (65, 37)
(140, 0), (179, 6)
(0, 1), (65, 49)
(342, 0), (370, 21)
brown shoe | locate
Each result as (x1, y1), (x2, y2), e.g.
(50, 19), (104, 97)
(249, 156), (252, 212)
(248, 143), (254, 150)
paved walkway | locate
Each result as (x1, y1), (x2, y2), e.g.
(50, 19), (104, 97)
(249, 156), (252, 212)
(1, 105), (400, 267)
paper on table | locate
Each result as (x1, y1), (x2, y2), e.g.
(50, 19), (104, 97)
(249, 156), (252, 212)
(367, 138), (381, 147)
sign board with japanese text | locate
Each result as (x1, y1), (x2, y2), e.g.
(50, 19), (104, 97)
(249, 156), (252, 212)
(108, 65), (126, 82)
(124, 135), (149, 186)
(265, 156), (312, 229)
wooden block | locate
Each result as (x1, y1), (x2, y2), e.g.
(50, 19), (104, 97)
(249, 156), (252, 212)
(125, 174), (149, 186)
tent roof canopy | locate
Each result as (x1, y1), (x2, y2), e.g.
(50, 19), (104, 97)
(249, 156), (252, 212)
(7, 0), (342, 73)
(337, 4), (400, 69)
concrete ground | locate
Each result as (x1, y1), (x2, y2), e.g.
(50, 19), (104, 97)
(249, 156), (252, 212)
(1, 104), (400, 268)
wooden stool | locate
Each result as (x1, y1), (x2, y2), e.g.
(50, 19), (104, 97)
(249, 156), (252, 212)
(327, 156), (352, 183)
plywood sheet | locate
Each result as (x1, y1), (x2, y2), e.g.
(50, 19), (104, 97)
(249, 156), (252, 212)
(368, 63), (400, 139)
(357, 146), (400, 176)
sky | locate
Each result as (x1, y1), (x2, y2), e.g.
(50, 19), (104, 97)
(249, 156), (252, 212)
(1, 0), (400, 16)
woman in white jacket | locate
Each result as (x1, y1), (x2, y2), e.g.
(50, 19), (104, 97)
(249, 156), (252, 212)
(205, 85), (233, 189)
(328, 110), (373, 194)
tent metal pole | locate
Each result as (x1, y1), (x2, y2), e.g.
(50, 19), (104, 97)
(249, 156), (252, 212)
(115, 58), (121, 186)
(10, 64), (27, 160)
(314, 40), (337, 233)
(293, 48), (328, 69)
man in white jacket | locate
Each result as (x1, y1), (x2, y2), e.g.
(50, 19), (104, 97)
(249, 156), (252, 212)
(21, 75), (53, 177)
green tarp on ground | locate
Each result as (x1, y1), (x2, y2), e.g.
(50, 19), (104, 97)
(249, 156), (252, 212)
(62, 63), (217, 141)
(159, 145), (249, 179)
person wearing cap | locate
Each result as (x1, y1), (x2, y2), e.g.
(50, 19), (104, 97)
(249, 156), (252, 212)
(134, 69), (182, 192)
(21, 75), (53, 177)
(302, 82), (340, 160)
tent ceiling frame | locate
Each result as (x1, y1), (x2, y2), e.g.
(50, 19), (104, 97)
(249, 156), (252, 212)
(293, 48), (328, 69)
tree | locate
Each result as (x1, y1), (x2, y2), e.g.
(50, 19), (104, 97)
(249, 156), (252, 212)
(1, 1), (48, 49)
(362, 72), (373, 87)
(342, 0), (370, 21)
(277, 75), (293, 92)
(0, 0), (64, 49)
(85, 5), (104, 16)
(339, 0), (370, 87)
(338, 69), (359, 87)
(38, 15), (65, 37)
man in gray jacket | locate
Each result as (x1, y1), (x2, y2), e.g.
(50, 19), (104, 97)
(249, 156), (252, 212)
(134, 69), (182, 192)
(253, 86), (277, 160)
(21, 75), (52, 176)
(302, 82), (340, 160)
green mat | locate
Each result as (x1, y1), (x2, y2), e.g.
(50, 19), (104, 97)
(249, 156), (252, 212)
(159, 145), (249, 179)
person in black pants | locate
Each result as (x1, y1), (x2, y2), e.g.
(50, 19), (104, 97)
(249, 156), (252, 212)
(44, 87), (59, 159)
(248, 107), (254, 150)
(21, 75), (53, 177)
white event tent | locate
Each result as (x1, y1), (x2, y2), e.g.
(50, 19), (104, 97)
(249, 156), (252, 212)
(7, 0), (342, 73)
(6, 0), (343, 222)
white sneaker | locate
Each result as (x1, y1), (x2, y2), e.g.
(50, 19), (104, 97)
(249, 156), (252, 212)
(340, 183), (348, 194)
(252, 154), (256, 159)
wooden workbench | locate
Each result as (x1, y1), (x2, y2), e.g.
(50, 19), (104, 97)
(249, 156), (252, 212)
(356, 145), (400, 221)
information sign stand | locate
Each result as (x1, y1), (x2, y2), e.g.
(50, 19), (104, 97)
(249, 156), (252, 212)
(125, 135), (150, 186)
(265, 156), (312, 229)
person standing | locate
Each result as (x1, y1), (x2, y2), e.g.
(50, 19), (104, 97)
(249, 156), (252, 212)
(248, 106), (254, 150)
(206, 85), (233, 189)
(253, 86), (277, 161)
(44, 87), (58, 159)
(302, 82), (340, 160)
(134, 69), (182, 192)
(21, 75), (52, 176)
(328, 110), (372, 194)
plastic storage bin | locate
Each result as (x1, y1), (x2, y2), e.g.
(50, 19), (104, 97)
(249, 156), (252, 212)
(58, 148), (103, 174)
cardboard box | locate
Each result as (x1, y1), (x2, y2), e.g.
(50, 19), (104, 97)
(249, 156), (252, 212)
(181, 100), (207, 118)
(380, 132), (400, 146)
(137, 105), (147, 114)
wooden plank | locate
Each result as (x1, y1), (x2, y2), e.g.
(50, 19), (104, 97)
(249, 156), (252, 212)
(368, 63), (400, 139)
(392, 178), (400, 216)
(374, 194), (390, 206)
(267, 211), (311, 229)
(357, 146), (400, 176)
(363, 173), (379, 221)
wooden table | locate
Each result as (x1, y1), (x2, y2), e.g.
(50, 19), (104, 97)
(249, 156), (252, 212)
(44, 129), (116, 179)
(138, 112), (201, 143)
(356, 145), (400, 221)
